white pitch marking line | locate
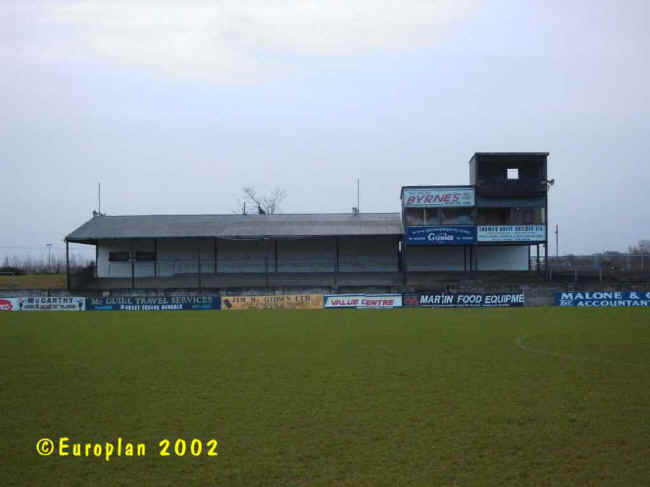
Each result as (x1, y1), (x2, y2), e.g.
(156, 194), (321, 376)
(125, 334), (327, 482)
(515, 335), (646, 368)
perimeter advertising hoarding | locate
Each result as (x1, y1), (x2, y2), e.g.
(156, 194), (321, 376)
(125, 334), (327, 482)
(405, 226), (475, 245)
(477, 225), (546, 242)
(403, 187), (475, 207)
(87, 296), (220, 311)
(323, 294), (402, 309)
(221, 294), (323, 310)
(0, 298), (20, 311)
(0, 297), (86, 311)
(556, 291), (650, 307)
(403, 293), (525, 307)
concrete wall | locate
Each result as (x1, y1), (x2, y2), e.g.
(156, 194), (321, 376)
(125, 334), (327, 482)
(277, 238), (336, 272)
(217, 239), (268, 273)
(97, 239), (159, 278)
(406, 247), (467, 271)
(159, 239), (214, 276)
(97, 240), (130, 278)
(96, 236), (399, 277)
(339, 236), (398, 272)
(474, 245), (529, 271)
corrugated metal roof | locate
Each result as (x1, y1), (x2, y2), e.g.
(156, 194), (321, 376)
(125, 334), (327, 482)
(66, 213), (404, 242)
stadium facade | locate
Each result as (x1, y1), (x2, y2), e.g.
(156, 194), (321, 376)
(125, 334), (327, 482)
(65, 152), (550, 290)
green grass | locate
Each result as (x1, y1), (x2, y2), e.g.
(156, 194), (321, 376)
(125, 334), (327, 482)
(1, 308), (649, 486)
(0, 274), (65, 289)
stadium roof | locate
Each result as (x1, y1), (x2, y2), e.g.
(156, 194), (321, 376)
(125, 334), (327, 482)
(66, 213), (403, 243)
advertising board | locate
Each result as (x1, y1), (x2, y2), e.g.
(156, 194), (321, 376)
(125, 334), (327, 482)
(221, 294), (323, 310)
(403, 187), (475, 207)
(403, 293), (525, 307)
(323, 294), (402, 309)
(0, 298), (20, 311)
(477, 225), (545, 242)
(87, 296), (220, 311)
(405, 226), (475, 245)
(556, 291), (650, 307)
(0, 296), (87, 311)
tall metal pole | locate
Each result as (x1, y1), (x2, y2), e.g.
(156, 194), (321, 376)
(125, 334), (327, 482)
(555, 224), (559, 257)
(46, 243), (52, 272)
(357, 178), (360, 213)
(65, 240), (70, 290)
(98, 182), (101, 215)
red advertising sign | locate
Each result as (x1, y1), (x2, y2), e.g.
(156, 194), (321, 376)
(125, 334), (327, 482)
(0, 298), (17, 311)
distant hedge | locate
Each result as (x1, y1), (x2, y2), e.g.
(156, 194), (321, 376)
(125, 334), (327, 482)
(0, 267), (26, 276)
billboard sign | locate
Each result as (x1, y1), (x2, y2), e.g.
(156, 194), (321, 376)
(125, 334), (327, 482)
(403, 293), (525, 307)
(222, 294), (323, 310)
(87, 296), (220, 311)
(324, 294), (402, 309)
(556, 291), (650, 307)
(477, 225), (545, 242)
(405, 226), (475, 245)
(403, 187), (474, 207)
(0, 298), (19, 311)
(3, 296), (87, 311)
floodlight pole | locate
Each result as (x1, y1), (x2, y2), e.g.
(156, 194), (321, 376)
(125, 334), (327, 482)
(46, 243), (53, 272)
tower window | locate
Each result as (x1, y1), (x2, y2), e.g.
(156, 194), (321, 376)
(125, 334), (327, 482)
(507, 168), (519, 180)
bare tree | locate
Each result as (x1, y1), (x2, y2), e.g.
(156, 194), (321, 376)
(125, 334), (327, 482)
(239, 186), (287, 215)
(628, 240), (650, 255)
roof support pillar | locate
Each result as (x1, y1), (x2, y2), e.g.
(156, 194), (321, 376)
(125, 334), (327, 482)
(131, 239), (135, 289)
(264, 239), (269, 289)
(214, 238), (218, 274)
(66, 240), (70, 291)
(274, 239), (278, 273)
(402, 238), (408, 286)
(544, 243), (549, 280)
(335, 237), (340, 273)
(334, 237), (340, 289)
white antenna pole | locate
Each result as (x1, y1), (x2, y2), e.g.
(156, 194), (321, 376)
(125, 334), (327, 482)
(98, 182), (101, 215)
(357, 178), (360, 213)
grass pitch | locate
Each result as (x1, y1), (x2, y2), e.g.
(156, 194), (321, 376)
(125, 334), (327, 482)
(1, 308), (649, 486)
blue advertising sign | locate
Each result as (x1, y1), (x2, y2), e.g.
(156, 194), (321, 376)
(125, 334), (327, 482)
(87, 296), (220, 311)
(405, 226), (475, 245)
(556, 291), (650, 307)
(404, 293), (525, 307)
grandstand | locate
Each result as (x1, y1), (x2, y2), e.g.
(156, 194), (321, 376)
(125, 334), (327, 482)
(65, 152), (550, 291)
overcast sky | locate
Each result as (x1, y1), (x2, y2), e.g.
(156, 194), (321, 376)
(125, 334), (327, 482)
(1, 0), (648, 262)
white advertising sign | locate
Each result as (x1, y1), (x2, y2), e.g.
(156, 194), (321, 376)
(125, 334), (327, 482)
(403, 187), (475, 207)
(324, 294), (402, 309)
(5, 296), (87, 311)
(477, 225), (546, 242)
